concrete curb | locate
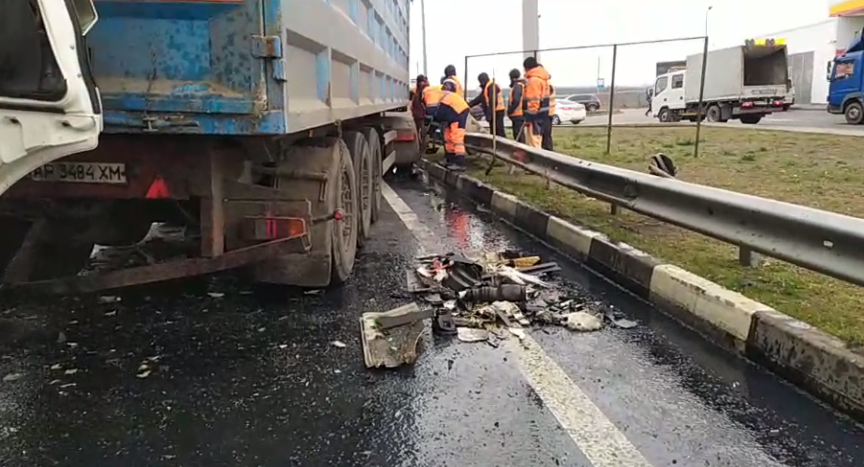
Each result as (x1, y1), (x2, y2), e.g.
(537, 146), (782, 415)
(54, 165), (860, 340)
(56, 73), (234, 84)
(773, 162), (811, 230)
(419, 158), (864, 422)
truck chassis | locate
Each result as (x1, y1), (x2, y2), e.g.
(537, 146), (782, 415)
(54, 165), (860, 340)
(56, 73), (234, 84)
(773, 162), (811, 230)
(0, 115), (419, 294)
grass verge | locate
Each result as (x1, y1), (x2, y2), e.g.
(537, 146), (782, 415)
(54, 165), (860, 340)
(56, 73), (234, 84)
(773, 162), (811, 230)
(436, 126), (864, 345)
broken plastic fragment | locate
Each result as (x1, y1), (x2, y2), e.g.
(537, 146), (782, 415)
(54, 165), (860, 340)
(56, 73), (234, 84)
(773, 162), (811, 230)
(331, 341), (347, 348)
(206, 292), (224, 298)
(457, 327), (490, 343)
(564, 312), (603, 332)
(2, 373), (22, 382)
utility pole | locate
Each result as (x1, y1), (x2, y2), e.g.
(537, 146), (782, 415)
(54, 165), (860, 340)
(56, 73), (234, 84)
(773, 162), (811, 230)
(420, 0), (428, 76)
(522, 0), (539, 60)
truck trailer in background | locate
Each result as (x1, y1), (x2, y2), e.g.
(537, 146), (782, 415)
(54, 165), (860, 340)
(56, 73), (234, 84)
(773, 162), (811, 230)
(652, 41), (789, 124)
(0, 0), (418, 292)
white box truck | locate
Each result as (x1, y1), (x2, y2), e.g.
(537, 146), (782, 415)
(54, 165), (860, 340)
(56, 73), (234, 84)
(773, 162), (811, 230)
(652, 41), (789, 124)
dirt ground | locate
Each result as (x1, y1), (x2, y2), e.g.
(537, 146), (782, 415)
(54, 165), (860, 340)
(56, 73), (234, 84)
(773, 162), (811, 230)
(440, 126), (864, 346)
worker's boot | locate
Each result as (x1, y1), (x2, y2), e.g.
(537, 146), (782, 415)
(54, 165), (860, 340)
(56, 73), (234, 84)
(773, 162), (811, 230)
(443, 152), (455, 168)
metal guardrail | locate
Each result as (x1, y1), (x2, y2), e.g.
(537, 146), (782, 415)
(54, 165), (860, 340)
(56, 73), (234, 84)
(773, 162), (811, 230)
(463, 132), (864, 288)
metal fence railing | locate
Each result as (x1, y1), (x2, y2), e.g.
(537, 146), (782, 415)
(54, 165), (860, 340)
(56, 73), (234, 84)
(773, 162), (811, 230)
(464, 133), (864, 287)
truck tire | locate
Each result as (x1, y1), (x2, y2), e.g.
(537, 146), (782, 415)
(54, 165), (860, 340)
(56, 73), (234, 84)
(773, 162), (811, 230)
(0, 216), (30, 278)
(330, 139), (359, 284)
(251, 138), (358, 287)
(343, 131), (373, 246)
(3, 218), (94, 283)
(362, 127), (383, 224)
(658, 108), (671, 123)
(740, 115), (762, 125)
(706, 105), (722, 122)
(845, 101), (864, 125)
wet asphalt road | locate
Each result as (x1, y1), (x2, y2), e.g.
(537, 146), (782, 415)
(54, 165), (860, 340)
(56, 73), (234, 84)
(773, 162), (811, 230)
(0, 173), (863, 466)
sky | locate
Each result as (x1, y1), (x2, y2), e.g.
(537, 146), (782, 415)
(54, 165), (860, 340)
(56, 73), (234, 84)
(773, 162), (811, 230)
(408, 0), (829, 88)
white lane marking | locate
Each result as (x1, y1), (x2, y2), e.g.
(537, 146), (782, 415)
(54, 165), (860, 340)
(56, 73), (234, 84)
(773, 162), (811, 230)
(382, 181), (654, 467)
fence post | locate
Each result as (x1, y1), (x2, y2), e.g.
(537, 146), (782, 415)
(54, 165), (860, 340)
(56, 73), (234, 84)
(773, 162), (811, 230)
(739, 246), (760, 267)
(693, 35), (709, 158)
(462, 55), (469, 99)
(605, 44), (618, 155)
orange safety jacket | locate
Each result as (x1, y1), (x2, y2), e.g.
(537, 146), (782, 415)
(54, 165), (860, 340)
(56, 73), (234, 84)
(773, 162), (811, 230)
(484, 80), (505, 113)
(423, 85), (446, 113)
(524, 66), (551, 118)
(440, 91), (469, 114)
(509, 81), (525, 117)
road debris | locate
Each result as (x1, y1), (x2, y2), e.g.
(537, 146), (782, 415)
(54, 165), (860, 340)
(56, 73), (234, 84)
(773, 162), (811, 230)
(360, 303), (434, 369)
(331, 340), (347, 348)
(2, 373), (23, 383)
(404, 250), (635, 343)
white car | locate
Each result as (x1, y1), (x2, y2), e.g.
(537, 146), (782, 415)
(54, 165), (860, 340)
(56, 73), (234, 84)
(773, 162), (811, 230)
(552, 101), (587, 125)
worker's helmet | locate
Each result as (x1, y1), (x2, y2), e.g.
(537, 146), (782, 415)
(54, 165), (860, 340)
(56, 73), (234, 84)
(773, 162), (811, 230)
(444, 64), (456, 77)
(523, 57), (538, 70)
(509, 69), (521, 80)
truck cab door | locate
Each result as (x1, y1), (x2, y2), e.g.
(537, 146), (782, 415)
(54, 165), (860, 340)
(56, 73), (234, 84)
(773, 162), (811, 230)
(828, 56), (861, 109)
(652, 75), (669, 117)
(0, 0), (102, 197)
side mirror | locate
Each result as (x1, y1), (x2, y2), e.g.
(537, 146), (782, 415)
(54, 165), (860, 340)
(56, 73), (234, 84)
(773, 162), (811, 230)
(71, 0), (98, 35)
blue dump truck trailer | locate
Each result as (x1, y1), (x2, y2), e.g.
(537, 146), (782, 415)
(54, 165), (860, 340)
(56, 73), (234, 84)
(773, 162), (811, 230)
(828, 35), (864, 124)
(0, 0), (418, 292)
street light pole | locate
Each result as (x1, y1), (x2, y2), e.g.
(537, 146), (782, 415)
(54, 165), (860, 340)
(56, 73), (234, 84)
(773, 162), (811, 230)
(420, 0), (428, 76)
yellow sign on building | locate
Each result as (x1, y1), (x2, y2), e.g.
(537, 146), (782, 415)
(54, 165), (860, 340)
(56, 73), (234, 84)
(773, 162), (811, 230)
(830, 0), (864, 17)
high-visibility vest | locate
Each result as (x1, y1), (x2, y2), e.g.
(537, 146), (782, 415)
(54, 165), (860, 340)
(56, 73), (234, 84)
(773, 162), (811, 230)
(440, 91), (469, 114)
(509, 81), (525, 117)
(444, 76), (463, 96)
(423, 86), (446, 112)
(484, 81), (505, 113)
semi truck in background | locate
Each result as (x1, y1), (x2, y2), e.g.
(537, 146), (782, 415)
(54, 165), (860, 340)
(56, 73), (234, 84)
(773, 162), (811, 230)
(0, 0), (418, 292)
(828, 35), (864, 124)
(652, 40), (789, 124)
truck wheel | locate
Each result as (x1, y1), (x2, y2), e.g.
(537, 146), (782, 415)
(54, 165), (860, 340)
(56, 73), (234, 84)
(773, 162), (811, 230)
(845, 101), (864, 125)
(251, 138), (357, 288)
(658, 108), (671, 123)
(330, 139), (359, 284)
(740, 115), (762, 125)
(362, 127), (383, 224)
(343, 132), (373, 246)
(3, 218), (94, 283)
(0, 216), (30, 278)
(706, 105), (722, 122)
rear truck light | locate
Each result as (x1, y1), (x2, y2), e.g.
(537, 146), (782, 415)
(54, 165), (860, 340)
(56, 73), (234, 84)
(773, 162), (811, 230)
(145, 176), (170, 199)
(741, 102), (754, 108)
(244, 217), (308, 241)
(395, 130), (416, 142)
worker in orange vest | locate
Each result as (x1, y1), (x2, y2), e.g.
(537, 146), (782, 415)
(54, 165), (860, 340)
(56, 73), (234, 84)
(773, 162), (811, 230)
(442, 65), (464, 96)
(507, 69), (526, 143)
(522, 57), (551, 149)
(424, 86), (469, 170)
(469, 72), (506, 138)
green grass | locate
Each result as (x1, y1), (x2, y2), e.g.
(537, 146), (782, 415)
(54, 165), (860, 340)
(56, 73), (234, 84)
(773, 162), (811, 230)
(435, 127), (864, 346)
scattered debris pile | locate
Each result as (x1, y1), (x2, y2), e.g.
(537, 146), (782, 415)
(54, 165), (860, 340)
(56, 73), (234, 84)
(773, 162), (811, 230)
(360, 250), (638, 369)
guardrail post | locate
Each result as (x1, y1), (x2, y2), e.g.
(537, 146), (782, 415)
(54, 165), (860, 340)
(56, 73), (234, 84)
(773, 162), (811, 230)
(738, 246), (760, 267)
(610, 204), (619, 215)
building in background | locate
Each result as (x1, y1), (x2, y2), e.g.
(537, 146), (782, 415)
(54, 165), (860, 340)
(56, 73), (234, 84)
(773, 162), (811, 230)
(757, 20), (836, 105)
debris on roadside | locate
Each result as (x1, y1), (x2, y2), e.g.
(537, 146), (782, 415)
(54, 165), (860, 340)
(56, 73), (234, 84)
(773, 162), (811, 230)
(331, 340), (347, 349)
(360, 303), (435, 369)
(404, 250), (638, 343)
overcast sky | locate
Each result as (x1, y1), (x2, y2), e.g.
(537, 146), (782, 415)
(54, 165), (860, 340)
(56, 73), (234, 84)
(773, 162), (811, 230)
(408, 0), (828, 87)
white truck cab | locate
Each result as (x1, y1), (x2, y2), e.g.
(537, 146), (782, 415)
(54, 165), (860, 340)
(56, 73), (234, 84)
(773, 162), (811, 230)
(0, 0), (102, 197)
(652, 71), (686, 122)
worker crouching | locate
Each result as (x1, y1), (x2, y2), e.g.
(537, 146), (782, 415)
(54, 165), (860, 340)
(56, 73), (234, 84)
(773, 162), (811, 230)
(424, 85), (470, 170)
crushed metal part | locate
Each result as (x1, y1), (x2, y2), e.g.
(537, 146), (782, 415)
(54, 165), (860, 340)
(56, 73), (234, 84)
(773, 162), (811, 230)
(360, 303), (432, 369)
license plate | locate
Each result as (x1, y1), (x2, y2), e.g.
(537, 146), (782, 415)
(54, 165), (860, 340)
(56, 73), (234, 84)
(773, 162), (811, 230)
(30, 162), (127, 184)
